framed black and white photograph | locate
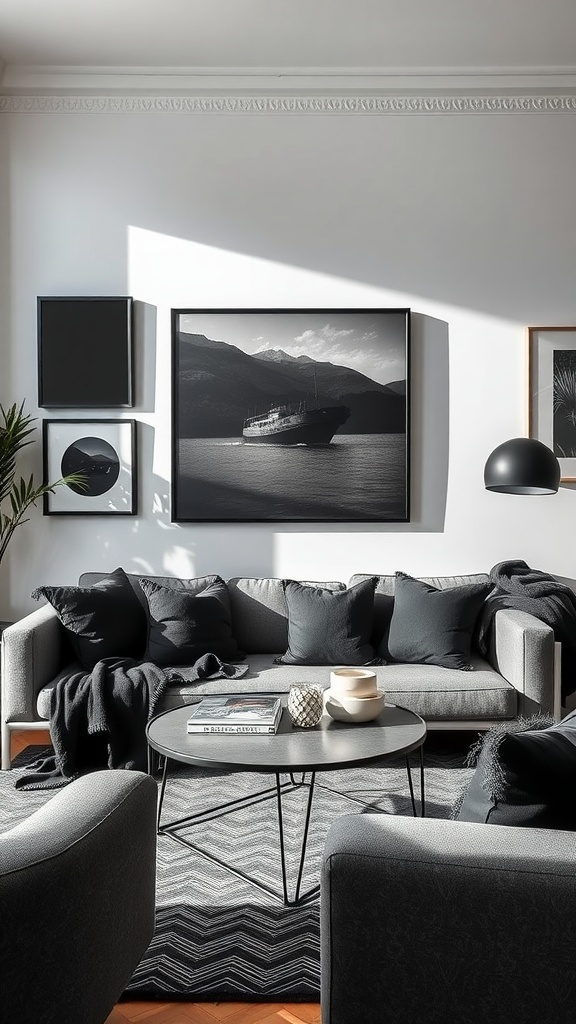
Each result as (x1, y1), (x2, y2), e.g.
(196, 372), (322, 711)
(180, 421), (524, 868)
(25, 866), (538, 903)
(172, 308), (410, 522)
(43, 419), (137, 515)
(38, 296), (134, 408)
(528, 326), (576, 482)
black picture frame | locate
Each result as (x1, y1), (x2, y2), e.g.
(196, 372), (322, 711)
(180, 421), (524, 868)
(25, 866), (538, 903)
(38, 296), (134, 408)
(171, 308), (410, 523)
(43, 419), (137, 515)
(527, 325), (576, 482)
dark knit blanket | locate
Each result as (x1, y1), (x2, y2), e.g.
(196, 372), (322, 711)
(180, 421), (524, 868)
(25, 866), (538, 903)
(476, 560), (576, 700)
(15, 653), (248, 791)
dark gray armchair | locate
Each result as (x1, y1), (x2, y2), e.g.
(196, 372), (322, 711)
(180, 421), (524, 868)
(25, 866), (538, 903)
(0, 769), (157, 1024)
(321, 813), (576, 1024)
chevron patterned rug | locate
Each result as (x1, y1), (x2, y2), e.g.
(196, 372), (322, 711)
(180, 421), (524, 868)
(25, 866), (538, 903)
(3, 736), (473, 1002)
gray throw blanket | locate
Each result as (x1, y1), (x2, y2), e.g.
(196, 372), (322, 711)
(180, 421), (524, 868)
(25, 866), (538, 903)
(476, 560), (576, 700)
(15, 653), (248, 790)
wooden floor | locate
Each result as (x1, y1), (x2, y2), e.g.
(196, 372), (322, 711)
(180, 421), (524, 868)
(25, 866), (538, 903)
(12, 731), (322, 1024)
(106, 1002), (321, 1024)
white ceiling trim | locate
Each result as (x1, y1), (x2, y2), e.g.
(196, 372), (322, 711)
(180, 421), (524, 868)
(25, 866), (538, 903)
(3, 63), (576, 79)
(2, 94), (576, 115)
(1, 67), (576, 113)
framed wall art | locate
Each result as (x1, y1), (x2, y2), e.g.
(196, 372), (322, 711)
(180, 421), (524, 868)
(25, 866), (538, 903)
(171, 308), (410, 522)
(527, 325), (576, 482)
(38, 296), (134, 408)
(43, 419), (137, 515)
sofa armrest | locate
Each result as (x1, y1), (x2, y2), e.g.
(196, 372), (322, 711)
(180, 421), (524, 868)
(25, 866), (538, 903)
(487, 607), (556, 716)
(321, 813), (576, 1024)
(0, 770), (157, 1024)
(1, 604), (66, 724)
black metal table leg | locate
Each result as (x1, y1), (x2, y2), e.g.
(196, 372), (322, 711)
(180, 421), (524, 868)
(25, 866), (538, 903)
(157, 754), (169, 833)
(405, 744), (426, 817)
(275, 771), (317, 906)
(275, 773), (290, 905)
(293, 771), (316, 905)
(405, 755), (418, 817)
(419, 742), (426, 817)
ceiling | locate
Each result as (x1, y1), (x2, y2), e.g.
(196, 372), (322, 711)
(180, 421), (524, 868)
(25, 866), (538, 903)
(0, 0), (575, 72)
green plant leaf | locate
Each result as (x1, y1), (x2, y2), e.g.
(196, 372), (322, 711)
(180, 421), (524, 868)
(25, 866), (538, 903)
(0, 401), (88, 565)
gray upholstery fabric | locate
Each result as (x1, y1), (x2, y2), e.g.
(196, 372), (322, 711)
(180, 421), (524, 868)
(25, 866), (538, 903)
(0, 770), (157, 1024)
(348, 572), (491, 593)
(321, 814), (576, 1024)
(36, 653), (516, 720)
(227, 577), (346, 654)
(1, 604), (65, 720)
(490, 607), (556, 713)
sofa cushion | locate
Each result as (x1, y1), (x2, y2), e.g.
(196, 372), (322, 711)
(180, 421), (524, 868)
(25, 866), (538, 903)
(276, 577), (377, 666)
(385, 572), (490, 670)
(226, 577), (346, 654)
(139, 576), (242, 667)
(456, 710), (576, 828)
(31, 567), (147, 670)
(35, 652), (517, 721)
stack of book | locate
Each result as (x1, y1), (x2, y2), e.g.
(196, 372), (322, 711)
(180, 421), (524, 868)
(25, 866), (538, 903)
(186, 695), (283, 734)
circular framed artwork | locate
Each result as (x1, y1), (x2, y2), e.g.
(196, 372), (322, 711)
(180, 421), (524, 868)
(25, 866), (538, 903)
(42, 419), (137, 515)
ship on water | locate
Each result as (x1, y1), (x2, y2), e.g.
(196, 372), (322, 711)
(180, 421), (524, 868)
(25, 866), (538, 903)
(242, 400), (350, 445)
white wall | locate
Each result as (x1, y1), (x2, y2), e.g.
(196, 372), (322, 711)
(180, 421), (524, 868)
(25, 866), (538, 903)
(1, 109), (576, 617)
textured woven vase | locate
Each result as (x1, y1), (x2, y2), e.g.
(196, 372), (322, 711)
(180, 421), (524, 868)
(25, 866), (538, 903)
(287, 684), (324, 728)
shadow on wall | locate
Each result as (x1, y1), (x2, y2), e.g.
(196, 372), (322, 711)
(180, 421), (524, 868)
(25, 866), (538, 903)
(133, 300), (157, 412)
(408, 312), (449, 532)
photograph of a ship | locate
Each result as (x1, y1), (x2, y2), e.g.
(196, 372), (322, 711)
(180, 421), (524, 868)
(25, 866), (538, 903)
(171, 308), (410, 522)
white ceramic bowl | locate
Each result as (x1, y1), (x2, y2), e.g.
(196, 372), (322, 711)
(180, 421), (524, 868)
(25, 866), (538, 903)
(324, 688), (385, 723)
(329, 667), (377, 698)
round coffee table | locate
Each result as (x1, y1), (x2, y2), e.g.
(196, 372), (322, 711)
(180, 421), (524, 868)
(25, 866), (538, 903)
(147, 696), (426, 906)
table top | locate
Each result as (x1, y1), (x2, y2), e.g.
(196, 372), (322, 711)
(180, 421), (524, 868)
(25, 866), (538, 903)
(146, 697), (426, 773)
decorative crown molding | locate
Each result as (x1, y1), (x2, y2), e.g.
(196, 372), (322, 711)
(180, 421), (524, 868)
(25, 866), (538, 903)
(2, 65), (576, 114)
(1, 93), (576, 115)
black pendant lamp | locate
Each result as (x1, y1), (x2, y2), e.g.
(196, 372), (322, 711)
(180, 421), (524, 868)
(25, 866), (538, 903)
(484, 437), (560, 495)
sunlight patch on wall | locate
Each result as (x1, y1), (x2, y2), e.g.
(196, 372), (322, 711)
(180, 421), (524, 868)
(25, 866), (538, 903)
(126, 225), (530, 582)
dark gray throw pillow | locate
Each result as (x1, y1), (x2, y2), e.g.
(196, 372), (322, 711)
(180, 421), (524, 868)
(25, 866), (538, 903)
(31, 567), (147, 670)
(385, 572), (490, 670)
(456, 710), (576, 829)
(277, 577), (377, 666)
(140, 576), (242, 667)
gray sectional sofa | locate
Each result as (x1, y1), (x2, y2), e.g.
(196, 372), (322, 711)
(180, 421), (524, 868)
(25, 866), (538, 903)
(0, 571), (561, 769)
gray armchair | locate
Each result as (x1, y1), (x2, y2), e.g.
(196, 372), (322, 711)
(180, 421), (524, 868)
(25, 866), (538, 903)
(321, 813), (576, 1024)
(0, 769), (157, 1024)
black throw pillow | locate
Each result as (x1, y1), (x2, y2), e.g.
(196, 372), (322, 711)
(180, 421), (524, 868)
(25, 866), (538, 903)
(276, 577), (377, 666)
(140, 576), (242, 667)
(456, 710), (576, 829)
(385, 572), (490, 670)
(32, 567), (147, 670)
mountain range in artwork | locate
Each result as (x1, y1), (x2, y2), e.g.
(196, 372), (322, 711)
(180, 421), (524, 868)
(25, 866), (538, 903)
(176, 332), (406, 438)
